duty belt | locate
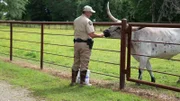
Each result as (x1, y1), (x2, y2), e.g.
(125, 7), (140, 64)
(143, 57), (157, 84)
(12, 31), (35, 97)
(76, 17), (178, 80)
(73, 38), (87, 43)
(74, 38), (94, 49)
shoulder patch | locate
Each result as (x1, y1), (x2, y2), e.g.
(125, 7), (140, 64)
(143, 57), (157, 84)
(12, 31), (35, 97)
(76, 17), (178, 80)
(88, 21), (93, 26)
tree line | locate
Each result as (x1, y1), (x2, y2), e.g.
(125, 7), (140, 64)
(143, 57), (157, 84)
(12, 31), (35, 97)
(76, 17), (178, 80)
(0, 0), (180, 22)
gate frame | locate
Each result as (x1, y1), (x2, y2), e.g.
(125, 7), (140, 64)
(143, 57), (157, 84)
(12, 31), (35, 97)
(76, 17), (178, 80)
(120, 19), (128, 89)
(122, 22), (180, 92)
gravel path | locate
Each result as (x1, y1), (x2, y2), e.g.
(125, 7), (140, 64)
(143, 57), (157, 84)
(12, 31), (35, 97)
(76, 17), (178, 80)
(0, 81), (38, 101)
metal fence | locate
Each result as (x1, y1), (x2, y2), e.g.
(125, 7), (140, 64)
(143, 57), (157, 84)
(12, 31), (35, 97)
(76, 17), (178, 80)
(0, 21), (121, 80)
(124, 21), (180, 92)
(0, 20), (180, 92)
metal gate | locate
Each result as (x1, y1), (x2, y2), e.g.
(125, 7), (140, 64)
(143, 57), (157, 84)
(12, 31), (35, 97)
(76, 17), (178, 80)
(120, 19), (180, 92)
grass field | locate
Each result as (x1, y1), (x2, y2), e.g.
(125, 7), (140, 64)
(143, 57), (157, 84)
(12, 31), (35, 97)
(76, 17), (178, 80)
(0, 60), (149, 101)
(0, 24), (179, 98)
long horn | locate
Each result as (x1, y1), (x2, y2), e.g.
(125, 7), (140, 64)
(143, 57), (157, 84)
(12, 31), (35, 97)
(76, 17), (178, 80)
(107, 2), (121, 23)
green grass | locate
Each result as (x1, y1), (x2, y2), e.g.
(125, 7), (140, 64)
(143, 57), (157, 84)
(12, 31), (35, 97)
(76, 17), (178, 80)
(0, 25), (179, 98)
(0, 60), (148, 101)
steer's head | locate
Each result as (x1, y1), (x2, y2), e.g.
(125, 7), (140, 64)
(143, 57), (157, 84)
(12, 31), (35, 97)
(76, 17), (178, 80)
(103, 2), (140, 39)
(103, 2), (123, 39)
(103, 26), (121, 39)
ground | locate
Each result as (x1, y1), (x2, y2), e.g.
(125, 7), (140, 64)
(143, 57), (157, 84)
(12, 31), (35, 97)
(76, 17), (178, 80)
(0, 57), (151, 101)
(0, 57), (179, 101)
(0, 81), (39, 101)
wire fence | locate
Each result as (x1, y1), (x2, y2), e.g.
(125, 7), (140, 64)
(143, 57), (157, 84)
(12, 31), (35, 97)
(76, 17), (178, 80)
(0, 21), (121, 80)
(1, 22), (109, 32)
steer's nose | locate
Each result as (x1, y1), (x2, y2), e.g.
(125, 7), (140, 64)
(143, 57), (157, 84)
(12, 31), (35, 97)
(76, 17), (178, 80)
(103, 29), (111, 37)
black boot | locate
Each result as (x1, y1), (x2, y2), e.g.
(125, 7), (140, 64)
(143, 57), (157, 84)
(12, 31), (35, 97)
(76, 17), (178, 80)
(80, 70), (87, 87)
(70, 69), (78, 86)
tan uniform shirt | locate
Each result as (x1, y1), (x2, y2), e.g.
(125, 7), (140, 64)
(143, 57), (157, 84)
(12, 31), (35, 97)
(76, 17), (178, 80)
(74, 14), (95, 40)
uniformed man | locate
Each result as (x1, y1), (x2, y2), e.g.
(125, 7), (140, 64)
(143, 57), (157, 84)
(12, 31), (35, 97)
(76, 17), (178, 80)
(71, 5), (104, 86)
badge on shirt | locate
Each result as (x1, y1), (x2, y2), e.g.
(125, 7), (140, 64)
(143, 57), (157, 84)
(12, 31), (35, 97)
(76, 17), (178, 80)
(88, 21), (92, 26)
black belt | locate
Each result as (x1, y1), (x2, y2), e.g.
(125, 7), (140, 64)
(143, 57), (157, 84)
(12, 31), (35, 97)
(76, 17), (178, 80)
(73, 38), (94, 49)
(73, 38), (87, 43)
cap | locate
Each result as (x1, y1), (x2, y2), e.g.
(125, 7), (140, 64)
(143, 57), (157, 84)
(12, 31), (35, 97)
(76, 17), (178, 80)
(83, 5), (96, 13)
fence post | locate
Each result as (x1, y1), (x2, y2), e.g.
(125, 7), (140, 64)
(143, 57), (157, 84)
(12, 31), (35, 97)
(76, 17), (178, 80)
(40, 24), (44, 69)
(10, 23), (13, 61)
(120, 19), (127, 89)
(127, 25), (132, 80)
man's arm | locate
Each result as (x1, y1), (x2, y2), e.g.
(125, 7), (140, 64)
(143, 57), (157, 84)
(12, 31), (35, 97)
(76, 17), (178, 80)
(88, 32), (104, 38)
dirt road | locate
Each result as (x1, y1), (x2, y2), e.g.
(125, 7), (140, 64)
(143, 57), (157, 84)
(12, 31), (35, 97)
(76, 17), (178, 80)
(0, 81), (38, 101)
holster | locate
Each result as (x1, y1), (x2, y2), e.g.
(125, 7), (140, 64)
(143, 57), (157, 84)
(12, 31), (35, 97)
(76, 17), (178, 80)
(87, 38), (94, 50)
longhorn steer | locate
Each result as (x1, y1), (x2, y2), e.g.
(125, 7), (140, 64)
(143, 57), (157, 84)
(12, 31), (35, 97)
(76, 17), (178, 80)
(104, 2), (180, 83)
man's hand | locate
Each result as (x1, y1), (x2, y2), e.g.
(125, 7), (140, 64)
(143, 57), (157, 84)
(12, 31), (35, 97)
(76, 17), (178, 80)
(89, 33), (104, 38)
(99, 33), (104, 38)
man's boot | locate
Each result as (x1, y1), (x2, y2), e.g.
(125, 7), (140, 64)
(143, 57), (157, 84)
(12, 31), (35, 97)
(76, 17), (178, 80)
(80, 70), (92, 87)
(80, 70), (87, 87)
(70, 69), (78, 86)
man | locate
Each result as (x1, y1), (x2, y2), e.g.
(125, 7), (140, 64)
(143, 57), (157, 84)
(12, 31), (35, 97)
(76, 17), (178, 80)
(71, 5), (104, 86)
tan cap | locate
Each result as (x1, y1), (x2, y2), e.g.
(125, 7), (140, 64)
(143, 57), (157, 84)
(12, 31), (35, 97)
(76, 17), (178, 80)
(83, 5), (96, 13)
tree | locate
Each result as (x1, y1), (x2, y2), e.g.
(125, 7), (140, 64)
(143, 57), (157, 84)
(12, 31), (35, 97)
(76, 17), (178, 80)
(5, 0), (28, 20)
(24, 0), (51, 21)
(130, 0), (180, 22)
(157, 0), (180, 22)
(109, 0), (133, 21)
(0, 0), (7, 19)
(2, 0), (179, 22)
(76, 0), (132, 22)
(45, 0), (77, 21)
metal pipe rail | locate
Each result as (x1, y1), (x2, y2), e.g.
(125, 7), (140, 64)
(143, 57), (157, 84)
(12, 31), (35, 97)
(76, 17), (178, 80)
(44, 33), (74, 36)
(131, 66), (180, 77)
(129, 22), (180, 28)
(44, 42), (120, 53)
(0, 37), (10, 40)
(132, 40), (180, 46)
(0, 45), (10, 48)
(43, 60), (119, 78)
(0, 50), (120, 79)
(0, 21), (122, 26)
(13, 39), (40, 44)
(43, 52), (119, 66)
(0, 52), (9, 56)
(127, 23), (180, 92)
(132, 53), (180, 62)
(128, 78), (180, 92)
(0, 30), (10, 32)
(13, 30), (40, 35)
(0, 44), (120, 66)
